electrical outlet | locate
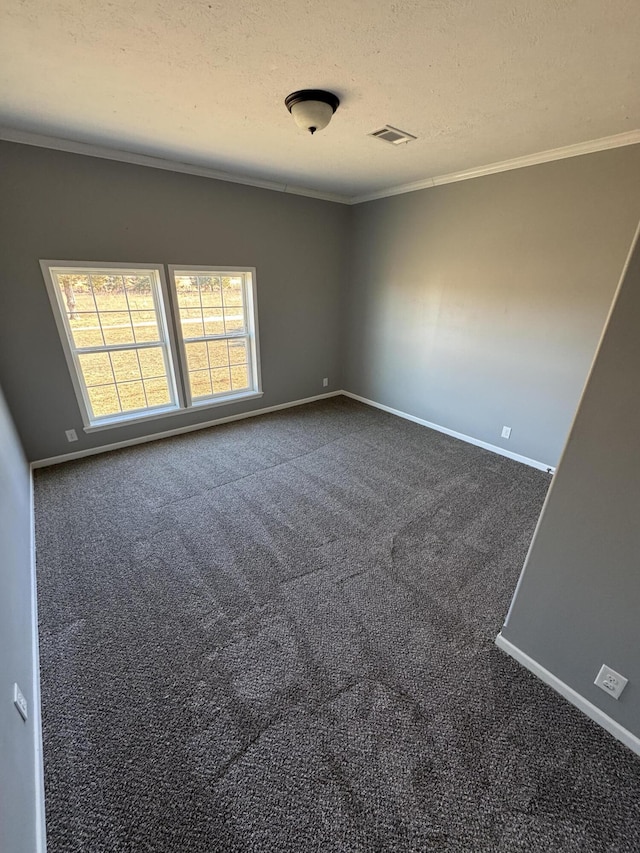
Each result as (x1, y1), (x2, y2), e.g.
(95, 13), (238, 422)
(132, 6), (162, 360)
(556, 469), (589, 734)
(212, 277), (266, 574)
(65, 429), (78, 442)
(594, 664), (628, 700)
(501, 426), (511, 439)
(13, 683), (28, 722)
(323, 377), (329, 387)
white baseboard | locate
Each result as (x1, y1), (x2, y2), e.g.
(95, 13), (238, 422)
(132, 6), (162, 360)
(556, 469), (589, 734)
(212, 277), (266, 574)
(29, 470), (47, 852)
(32, 389), (555, 473)
(495, 633), (640, 757)
(31, 391), (342, 468)
(341, 391), (555, 473)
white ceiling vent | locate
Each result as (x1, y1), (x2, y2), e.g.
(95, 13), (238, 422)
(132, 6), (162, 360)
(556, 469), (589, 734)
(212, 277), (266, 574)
(369, 125), (417, 145)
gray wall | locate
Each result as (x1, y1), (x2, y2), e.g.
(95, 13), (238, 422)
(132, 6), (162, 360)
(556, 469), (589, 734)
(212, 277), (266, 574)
(344, 146), (640, 467)
(3, 141), (640, 467)
(0, 384), (42, 853)
(501, 224), (640, 738)
(0, 141), (351, 462)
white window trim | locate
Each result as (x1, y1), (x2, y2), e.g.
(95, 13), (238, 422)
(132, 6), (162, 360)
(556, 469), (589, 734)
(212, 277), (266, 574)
(83, 390), (264, 432)
(167, 265), (262, 407)
(40, 260), (186, 429)
(40, 260), (262, 432)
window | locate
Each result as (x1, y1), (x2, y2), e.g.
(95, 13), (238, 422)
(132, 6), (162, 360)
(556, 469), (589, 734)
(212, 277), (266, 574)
(40, 261), (261, 430)
(169, 267), (260, 407)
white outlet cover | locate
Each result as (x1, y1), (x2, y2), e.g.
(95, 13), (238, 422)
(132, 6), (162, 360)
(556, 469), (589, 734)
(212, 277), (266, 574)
(13, 683), (28, 722)
(594, 664), (628, 700)
(501, 426), (512, 439)
(65, 429), (78, 442)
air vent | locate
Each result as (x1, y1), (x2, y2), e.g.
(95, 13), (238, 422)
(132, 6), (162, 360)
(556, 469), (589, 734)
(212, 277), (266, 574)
(369, 125), (417, 145)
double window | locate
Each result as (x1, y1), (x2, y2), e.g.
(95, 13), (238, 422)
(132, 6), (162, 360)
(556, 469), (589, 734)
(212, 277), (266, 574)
(40, 261), (261, 430)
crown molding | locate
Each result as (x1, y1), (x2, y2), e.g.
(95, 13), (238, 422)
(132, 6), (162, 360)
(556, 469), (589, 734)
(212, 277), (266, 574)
(349, 130), (640, 204)
(2, 125), (639, 207)
(0, 126), (350, 205)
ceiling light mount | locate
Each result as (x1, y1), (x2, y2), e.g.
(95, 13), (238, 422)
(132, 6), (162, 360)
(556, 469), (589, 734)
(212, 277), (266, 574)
(285, 89), (340, 135)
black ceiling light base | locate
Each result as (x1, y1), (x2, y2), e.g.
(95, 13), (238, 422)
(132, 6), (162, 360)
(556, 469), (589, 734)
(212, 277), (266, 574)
(284, 90), (340, 114)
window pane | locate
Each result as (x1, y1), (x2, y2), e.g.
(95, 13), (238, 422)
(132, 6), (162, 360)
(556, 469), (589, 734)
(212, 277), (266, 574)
(189, 369), (212, 399)
(212, 367), (231, 394)
(207, 340), (228, 368)
(228, 339), (247, 365)
(78, 352), (113, 387)
(230, 364), (249, 391)
(137, 347), (166, 378)
(69, 313), (104, 348)
(203, 308), (225, 336)
(222, 276), (243, 308)
(91, 275), (128, 311)
(185, 342), (208, 372)
(222, 277), (245, 333)
(180, 308), (204, 338)
(102, 311), (134, 345)
(199, 276), (222, 307)
(110, 350), (141, 383)
(144, 377), (170, 407)
(131, 310), (160, 343)
(223, 314), (246, 333)
(124, 275), (154, 310)
(223, 304), (245, 333)
(57, 274), (92, 319)
(87, 384), (121, 418)
(118, 380), (147, 412)
(175, 276), (199, 308)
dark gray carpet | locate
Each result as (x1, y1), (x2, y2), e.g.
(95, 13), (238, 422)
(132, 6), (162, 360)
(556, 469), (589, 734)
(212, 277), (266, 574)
(35, 397), (640, 852)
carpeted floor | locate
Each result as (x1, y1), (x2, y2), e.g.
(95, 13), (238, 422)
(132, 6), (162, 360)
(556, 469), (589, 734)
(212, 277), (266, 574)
(35, 397), (640, 852)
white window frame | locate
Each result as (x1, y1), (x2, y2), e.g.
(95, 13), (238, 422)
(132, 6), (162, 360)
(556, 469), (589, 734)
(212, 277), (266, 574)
(40, 260), (263, 432)
(168, 265), (262, 408)
(40, 260), (185, 430)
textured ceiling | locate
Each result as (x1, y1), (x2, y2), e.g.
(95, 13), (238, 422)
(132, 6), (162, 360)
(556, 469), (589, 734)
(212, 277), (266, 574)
(1, 0), (639, 198)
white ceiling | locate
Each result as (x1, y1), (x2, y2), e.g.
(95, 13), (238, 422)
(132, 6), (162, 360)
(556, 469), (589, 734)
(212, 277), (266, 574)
(1, 0), (639, 200)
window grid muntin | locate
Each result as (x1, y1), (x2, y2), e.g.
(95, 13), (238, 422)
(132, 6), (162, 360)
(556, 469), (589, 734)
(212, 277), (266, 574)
(173, 271), (255, 405)
(50, 266), (179, 423)
(184, 337), (251, 399)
